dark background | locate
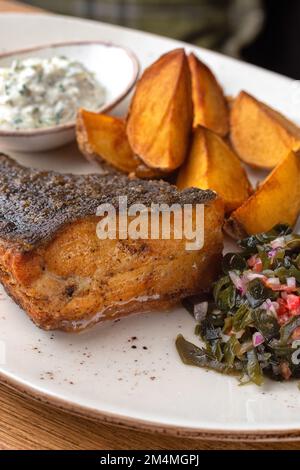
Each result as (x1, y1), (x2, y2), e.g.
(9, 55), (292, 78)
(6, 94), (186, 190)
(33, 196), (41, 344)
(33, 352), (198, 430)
(244, 0), (300, 79)
(23, 0), (300, 79)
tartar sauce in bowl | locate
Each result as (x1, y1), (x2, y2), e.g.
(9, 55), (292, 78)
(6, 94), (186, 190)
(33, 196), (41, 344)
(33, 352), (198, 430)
(0, 56), (106, 130)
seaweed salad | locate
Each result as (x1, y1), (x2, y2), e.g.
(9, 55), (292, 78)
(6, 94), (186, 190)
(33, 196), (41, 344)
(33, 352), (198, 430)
(177, 225), (300, 385)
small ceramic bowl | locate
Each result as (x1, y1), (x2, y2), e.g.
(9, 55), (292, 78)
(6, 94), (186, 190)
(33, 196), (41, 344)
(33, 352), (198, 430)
(0, 41), (139, 152)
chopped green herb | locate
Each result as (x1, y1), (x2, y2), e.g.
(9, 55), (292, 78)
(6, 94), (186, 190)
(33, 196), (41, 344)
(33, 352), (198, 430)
(247, 349), (264, 386)
(177, 225), (300, 387)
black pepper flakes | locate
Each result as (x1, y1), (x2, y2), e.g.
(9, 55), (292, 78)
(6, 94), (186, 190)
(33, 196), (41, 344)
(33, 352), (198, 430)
(0, 154), (215, 249)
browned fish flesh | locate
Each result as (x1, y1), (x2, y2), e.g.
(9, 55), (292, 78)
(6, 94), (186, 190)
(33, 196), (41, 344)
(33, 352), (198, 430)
(0, 154), (224, 331)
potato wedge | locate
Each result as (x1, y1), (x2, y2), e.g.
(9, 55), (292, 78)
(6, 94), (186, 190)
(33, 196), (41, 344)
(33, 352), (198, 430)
(76, 109), (160, 178)
(230, 91), (300, 169)
(225, 150), (300, 238)
(188, 52), (229, 137)
(77, 110), (137, 172)
(177, 127), (252, 214)
(126, 48), (193, 171)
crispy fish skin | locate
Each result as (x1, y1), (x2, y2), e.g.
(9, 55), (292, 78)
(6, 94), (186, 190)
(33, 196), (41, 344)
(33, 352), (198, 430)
(0, 154), (224, 331)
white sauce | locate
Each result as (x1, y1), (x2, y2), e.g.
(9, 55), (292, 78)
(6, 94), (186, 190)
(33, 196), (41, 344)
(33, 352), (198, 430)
(0, 56), (106, 130)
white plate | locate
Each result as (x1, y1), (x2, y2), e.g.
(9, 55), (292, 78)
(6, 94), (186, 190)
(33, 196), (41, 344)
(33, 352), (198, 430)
(0, 41), (138, 152)
(0, 12), (300, 442)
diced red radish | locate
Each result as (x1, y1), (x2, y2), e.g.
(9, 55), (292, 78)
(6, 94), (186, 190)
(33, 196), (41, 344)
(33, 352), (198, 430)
(229, 271), (246, 294)
(267, 277), (280, 286)
(247, 255), (263, 273)
(252, 332), (264, 347)
(270, 237), (285, 249)
(245, 272), (265, 281)
(262, 299), (279, 317)
(286, 294), (300, 315)
(287, 277), (296, 288)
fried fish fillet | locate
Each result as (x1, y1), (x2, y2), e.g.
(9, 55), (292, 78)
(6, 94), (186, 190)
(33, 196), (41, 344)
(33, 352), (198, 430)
(0, 155), (224, 331)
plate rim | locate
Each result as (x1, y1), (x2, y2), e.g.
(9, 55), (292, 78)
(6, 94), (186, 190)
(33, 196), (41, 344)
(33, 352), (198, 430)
(2, 370), (300, 442)
(0, 12), (300, 443)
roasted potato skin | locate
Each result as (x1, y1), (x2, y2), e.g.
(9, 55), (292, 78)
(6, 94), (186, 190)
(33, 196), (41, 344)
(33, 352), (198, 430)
(77, 110), (137, 172)
(225, 150), (300, 238)
(188, 53), (229, 137)
(76, 109), (161, 179)
(126, 48), (193, 171)
(177, 127), (252, 214)
(76, 52), (300, 242)
(230, 91), (300, 169)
